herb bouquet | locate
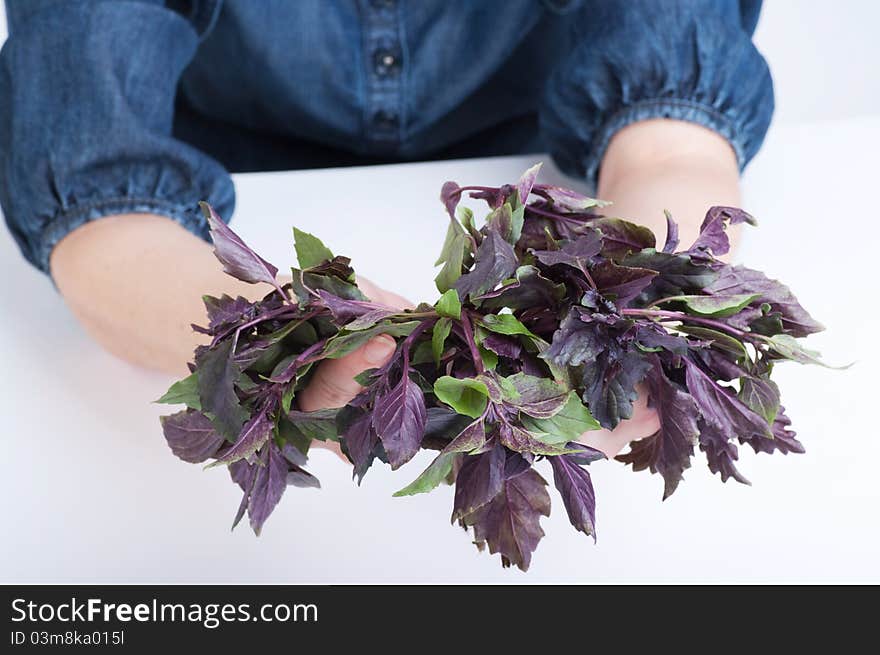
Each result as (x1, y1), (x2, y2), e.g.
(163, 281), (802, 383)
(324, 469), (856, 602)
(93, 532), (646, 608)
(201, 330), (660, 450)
(159, 163), (829, 570)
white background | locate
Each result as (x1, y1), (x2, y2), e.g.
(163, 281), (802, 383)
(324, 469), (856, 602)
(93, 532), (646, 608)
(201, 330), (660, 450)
(1, 3), (878, 583)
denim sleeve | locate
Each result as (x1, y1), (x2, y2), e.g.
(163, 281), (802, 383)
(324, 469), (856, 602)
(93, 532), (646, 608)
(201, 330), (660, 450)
(540, 0), (774, 191)
(0, 0), (233, 274)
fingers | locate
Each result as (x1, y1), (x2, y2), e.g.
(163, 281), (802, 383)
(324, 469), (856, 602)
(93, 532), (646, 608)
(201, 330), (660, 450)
(577, 383), (660, 458)
(310, 439), (348, 461)
(297, 335), (397, 412)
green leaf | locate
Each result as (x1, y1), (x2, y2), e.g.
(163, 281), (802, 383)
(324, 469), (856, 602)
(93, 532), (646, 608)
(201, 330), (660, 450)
(434, 216), (466, 266)
(393, 419), (486, 497)
(478, 345), (498, 371)
(393, 452), (458, 498)
(290, 268), (367, 304)
(674, 325), (749, 358)
(276, 415), (311, 456)
(156, 372), (201, 410)
(434, 232), (469, 293)
(293, 227), (334, 269)
(281, 382), (297, 414)
(459, 206), (480, 241)
(521, 392), (600, 444)
(433, 376), (490, 419)
(509, 204), (525, 244)
(497, 375), (521, 401)
(663, 293), (761, 317)
(486, 202), (524, 245)
(266, 317), (318, 345)
(322, 321), (418, 359)
(432, 317), (452, 366)
(479, 313), (537, 338)
(764, 334), (846, 368)
(285, 408), (340, 441)
(435, 289), (462, 319)
(410, 341), (434, 366)
(738, 376), (780, 425)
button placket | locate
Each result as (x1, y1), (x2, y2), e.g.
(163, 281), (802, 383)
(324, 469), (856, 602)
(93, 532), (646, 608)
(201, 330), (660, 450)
(360, 0), (403, 148)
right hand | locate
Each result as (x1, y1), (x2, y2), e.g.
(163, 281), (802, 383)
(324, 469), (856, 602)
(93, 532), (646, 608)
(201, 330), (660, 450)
(298, 277), (413, 460)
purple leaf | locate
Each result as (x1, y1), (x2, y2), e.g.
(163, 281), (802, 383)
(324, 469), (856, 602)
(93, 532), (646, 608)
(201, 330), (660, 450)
(617, 360), (699, 499)
(343, 412), (379, 484)
(210, 406), (273, 467)
(532, 184), (606, 212)
(635, 322), (691, 356)
(543, 309), (606, 368)
(245, 441), (289, 535)
(229, 459), (257, 530)
(440, 181), (462, 220)
(454, 228), (518, 299)
(706, 265), (824, 337)
(516, 163), (542, 205)
(200, 202), (281, 289)
(460, 467), (551, 571)
(693, 347), (749, 381)
(372, 373), (427, 469)
(689, 206), (756, 257)
(498, 421), (572, 455)
(742, 405), (805, 456)
(580, 349), (653, 429)
(469, 185), (511, 209)
(481, 333), (523, 360)
(589, 260), (658, 306)
(195, 339), (248, 441)
(287, 467), (321, 489)
(661, 210), (680, 253)
(280, 442), (308, 467)
(683, 358), (772, 440)
(317, 290), (391, 324)
(698, 419), (751, 485)
(160, 409), (225, 463)
(452, 441), (506, 520)
(621, 250), (718, 297)
(531, 229), (602, 272)
(202, 294), (255, 333)
(479, 265), (566, 312)
(590, 217), (656, 260)
(503, 450), (533, 479)
(564, 442), (606, 466)
(549, 454), (597, 540)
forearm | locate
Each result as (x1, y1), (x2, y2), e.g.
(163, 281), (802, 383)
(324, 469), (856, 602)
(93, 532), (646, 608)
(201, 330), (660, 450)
(596, 118), (742, 253)
(580, 119), (742, 457)
(50, 213), (262, 376)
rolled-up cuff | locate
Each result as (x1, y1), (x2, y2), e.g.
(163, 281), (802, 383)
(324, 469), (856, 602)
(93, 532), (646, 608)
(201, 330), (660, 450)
(39, 195), (224, 276)
(583, 99), (745, 192)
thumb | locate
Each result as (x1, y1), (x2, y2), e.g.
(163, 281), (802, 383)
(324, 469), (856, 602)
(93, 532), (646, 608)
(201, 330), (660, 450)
(297, 335), (397, 411)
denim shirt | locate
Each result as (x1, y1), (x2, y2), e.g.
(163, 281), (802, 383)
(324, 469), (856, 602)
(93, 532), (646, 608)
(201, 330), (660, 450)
(0, 0), (773, 274)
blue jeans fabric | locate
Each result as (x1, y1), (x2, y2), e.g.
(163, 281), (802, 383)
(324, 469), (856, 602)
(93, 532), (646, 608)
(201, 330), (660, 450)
(0, 0), (773, 274)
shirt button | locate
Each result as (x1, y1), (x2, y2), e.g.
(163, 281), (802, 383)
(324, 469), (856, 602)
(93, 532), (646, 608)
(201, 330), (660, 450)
(373, 49), (401, 76)
(372, 110), (399, 132)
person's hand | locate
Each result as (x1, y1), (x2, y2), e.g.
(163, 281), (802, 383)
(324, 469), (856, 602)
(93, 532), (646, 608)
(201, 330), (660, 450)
(298, 277), (413, 460)
(576, 383), (660, 458)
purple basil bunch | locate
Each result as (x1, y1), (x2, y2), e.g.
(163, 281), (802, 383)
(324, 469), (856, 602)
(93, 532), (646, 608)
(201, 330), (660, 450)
(159, 163), (831, 570)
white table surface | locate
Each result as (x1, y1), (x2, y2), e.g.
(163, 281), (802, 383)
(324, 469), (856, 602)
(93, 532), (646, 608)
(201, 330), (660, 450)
(2, 116), (878, 583)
